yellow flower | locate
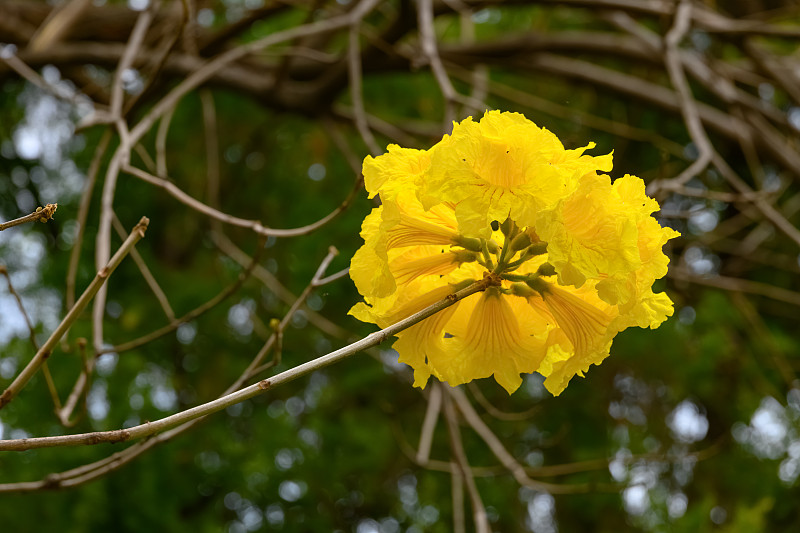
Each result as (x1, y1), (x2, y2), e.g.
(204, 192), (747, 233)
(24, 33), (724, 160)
(350, 189), (461, 299)
(419, 110), (613, 238)
(350, 110), (678, 395)
(536, 172), (642, 302)
(435, 287), (550, 394)
(362, 144), (432, 201)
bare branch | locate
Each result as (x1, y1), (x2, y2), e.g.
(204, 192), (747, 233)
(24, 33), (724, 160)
(111, 212), (174, 321)
(67, 129), (111, 310)
(0, 278), (489, 451)
(417, 0), (457, 128)
(348, 22), (381, 155)
(443, 387), (490, 533)
(110, 6), (153, 119)
(0, 266), (62, 411)
(0, 217), (148, 410)
(0, 204), (57, 232)
(449, 387), (578, 494)
(416, 384), (442, 464)
(103, 234), (267, 355)
(123, 164), (363, 238)
(657, 0), (713, 190)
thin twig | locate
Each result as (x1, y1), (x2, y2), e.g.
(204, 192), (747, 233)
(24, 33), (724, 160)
(416, 384), (442, 464)
(67, 129), (111, 310)
(449, 387), (575, 493)
(133, 142), (158, 175)
(0, 217), (149, 410)
(0, 52), (81, 104)
(110, 7), (153, 119)
(0, 267), (62, 411)
(0, 204), (58, 232)
(314, 268), (349, 287)
(123, 164), (363, 237)
(28, 0), (92, 53)
(348, 23), (381, 155)
(128, 0), (382, 144)
(111, 212), (175, 321)
(668, 267), (800, 307)
(731, 293), (796, 388)
(155, 106), (176, 178)
(467, 382), (539, 422)
(242, 246), (340, 379)
(417, 0), (457, 129)
(0, 278), (490, 451)
(443, 388), (490, 533)
(200, 89), (220, 208)
(102, 234), (268, 355)
(94, 144), (130, 356)
(711, 152), (800, 248)
(659, 0), (713, 190)
(211, 231), (350, 340)
(451, 466), (466, 533)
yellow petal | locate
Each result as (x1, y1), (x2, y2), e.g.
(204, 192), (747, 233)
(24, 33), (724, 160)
(392, 301), (460, 389)
(539, 284), (613, 358)
(363, 144), (431, 199)
(433, 289), (547, 394)
(349, 109), (679, 399)
(349, 206), (395, 298)
(382, 191), (459, 249)
(390, 246), (458, 286)
(419, 112), (574, 238)
(612, 288), (675, 330)
(531, 283), (615, 396)
(382, 282), (456, 327)
(537, 172), (641, 291)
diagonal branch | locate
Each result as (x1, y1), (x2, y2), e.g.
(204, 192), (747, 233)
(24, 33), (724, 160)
(449, 387), (580, 493)
(443, 387), (490, 533)
(0, 217), (148, 410)
(0, 278), (490, 451)
(123, 164), (363, 238)
(0, 204), (57, 232)
(416, 383), (442, 464)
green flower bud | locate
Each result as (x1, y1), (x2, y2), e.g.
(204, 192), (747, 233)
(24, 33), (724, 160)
(527, 242), (548, 256)
(452, 235), (483, 252)
(537, 262), (556, 277)
(500, 218), (517, 237)
(452, 250), (478, 263)
(525, 276), (549, 293)
(510, 232), (531, 252)
(510, 282), (536, 298)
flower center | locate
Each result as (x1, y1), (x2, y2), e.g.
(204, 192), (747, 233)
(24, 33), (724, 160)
(449, 217), (551, 285)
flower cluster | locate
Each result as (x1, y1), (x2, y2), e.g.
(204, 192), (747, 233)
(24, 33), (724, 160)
(349, 111), (679, 396)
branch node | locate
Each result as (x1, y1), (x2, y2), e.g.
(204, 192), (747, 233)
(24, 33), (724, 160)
(36, 203), (58, 223)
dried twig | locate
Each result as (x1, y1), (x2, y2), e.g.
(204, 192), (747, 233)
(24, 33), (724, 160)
(123, 164), (363, 237)
(0, 278), (489, 451)
(0, 217), (148, 410)
(67, 129), (111, 310)
(443, 388), (490, 533)
(416, 384), (442, 464)
(347, 23), (380, 155)
(0, 267), (62, 411)
(0, 204), (57, 232)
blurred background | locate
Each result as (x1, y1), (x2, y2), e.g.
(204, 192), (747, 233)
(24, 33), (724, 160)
(1, 0), (799, 531)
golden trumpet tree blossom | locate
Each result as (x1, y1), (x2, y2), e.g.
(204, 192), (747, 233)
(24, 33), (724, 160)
(350, 111), (678, 396)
